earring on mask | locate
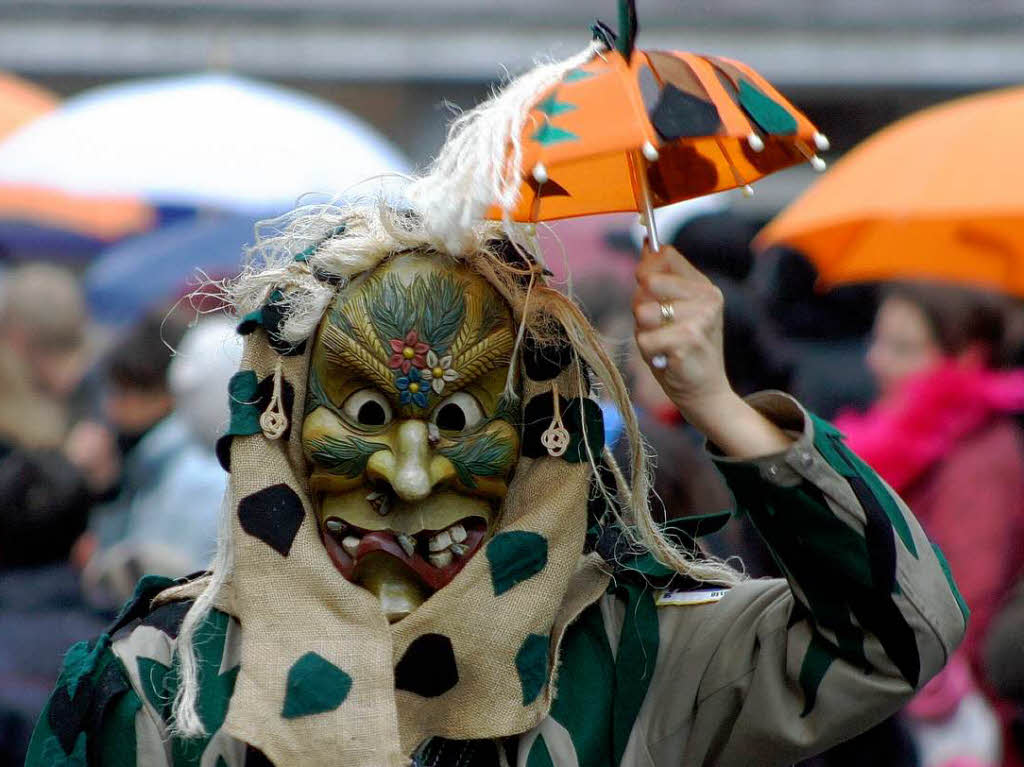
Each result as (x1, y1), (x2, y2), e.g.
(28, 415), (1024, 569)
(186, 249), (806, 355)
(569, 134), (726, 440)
(260, 359), (289, 440)
(541, 381), (570, 458)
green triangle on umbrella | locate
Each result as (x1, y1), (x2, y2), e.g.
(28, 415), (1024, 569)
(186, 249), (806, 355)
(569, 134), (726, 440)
(738, 79), (798, 135)
(531, 122), (579, 146)
(562, 68), (595, 83)
(535, 94), (576, 117)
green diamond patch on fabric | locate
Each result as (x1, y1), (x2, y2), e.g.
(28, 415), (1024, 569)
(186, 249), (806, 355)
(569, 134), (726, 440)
(226, 370), (262, 437)
(737, 79), (798, 135)
(531, 122), (580, 146)
(487, 531), (549, 596)
(282, 652), (352, 719)
(515, 634), (549, 706)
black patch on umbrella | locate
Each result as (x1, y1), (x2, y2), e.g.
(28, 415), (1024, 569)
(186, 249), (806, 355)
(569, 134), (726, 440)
(245, 745), (276, 766)
(395, 634), (459, 697)
(237, 484), (305, 557)
(647, 143), (718, 200)
(522, 331), (575, 381)
(525, 175), (571, 199)
(651, 84), (723, 140)
(740, 135), (801, 174)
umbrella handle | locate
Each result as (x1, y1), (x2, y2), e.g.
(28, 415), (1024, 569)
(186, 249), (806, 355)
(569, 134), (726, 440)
(632, 149), (668, 369)
(634, 149), (661, 252)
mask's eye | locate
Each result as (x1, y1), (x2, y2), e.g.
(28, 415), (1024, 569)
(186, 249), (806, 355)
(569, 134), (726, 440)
(342, 389), (393, 428)
(432, 392), (484, 433)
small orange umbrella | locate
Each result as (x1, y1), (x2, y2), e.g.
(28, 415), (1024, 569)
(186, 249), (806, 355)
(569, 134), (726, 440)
(0, 72), (57, 142)
(757, 86), (1024, 298)
(486, 1), (827, 252)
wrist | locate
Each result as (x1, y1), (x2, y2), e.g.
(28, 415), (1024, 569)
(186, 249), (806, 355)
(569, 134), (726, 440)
(678, 389), (794, 459)
(674, 387), (744, 434)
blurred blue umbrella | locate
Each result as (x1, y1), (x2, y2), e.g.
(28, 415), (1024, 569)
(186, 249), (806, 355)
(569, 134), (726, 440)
(85, 214), (261, 327)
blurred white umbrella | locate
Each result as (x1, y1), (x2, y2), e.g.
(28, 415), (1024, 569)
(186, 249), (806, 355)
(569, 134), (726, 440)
(0, 73), (410, 213)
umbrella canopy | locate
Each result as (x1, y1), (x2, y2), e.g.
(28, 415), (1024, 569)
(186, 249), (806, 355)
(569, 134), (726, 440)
(84, 213), (261, 327)
(487, 8), (825, 232)
(0, 73), (409, 213)
(0, 185), (156, 261)
(757, 86), (1024, 298)
(0, 72), (57, 141)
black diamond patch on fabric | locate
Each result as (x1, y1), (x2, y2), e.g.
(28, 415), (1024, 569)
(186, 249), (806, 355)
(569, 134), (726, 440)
(237, 484), (305, 557)
(651, 84), (723, 140)
(522, 331), (575, 381)
(395, 634), (459, 698)
(245, 745), (275, 766)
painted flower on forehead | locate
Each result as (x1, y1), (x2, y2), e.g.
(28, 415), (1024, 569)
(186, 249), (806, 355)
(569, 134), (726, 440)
(421, 350), (459, 394)
(388, 330), (430, 374)
(396, 367), (429, 408)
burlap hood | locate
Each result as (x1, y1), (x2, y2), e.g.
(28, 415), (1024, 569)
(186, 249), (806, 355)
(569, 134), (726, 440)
(206, 260), (612, 765)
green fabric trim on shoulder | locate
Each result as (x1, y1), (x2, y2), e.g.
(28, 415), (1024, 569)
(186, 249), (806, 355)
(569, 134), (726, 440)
(611, 582), (660, 766)
(931, 541), (970, 624)
(170, 608), (239, 765)
(99, 684), (142, 767)
(546, 603), (615, 766)
(59, 636), (110, 699)
(810, 413), (918, 558)
(798, 632), (837, 717)
(526, 733), (556, 767)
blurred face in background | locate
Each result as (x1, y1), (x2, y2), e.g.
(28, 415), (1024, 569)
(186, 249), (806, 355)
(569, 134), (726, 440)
(867, 295), (942, 401)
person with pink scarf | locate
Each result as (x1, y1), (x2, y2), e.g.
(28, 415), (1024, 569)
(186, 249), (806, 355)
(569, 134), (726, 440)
(837, 282), (1024, 767)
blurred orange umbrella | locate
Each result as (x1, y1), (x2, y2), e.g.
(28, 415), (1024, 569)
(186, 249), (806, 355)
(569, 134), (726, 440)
(0, 72), (57, 141)
(486, 1), (827, 251)
(758, 86), (1024, 298)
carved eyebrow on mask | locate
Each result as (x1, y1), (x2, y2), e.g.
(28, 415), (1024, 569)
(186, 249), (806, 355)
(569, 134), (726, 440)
(318, 273), (516, 403)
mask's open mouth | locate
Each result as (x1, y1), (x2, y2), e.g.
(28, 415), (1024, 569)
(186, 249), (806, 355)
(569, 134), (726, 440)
(321, 516), (488, 591)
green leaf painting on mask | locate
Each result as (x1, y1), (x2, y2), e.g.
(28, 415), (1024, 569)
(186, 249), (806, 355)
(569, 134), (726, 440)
(361, 272), (467, 356)
(307, 435), (390, 477)
(439, 431), (516, 488)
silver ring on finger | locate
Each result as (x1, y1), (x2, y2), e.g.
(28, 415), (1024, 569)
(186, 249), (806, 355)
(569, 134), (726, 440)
(659, 300), (675, 325)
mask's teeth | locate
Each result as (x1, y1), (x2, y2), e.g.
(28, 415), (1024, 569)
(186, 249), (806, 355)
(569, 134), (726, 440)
(428, 530), (452, 552)
(397, 533), (416, 558)
(450, 543), (469, 557)
(428, 550), (453, 568)
(448, 523), (467, 543)
(341, 535), (361, 557)
(325, 517), (346, 534)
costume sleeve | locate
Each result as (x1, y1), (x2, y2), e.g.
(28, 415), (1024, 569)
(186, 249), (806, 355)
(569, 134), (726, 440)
(643, 392), (968, 767)
(24, 634), (167, 767)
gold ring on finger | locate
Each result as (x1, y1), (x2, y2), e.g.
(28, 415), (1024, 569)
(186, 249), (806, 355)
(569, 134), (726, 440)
(659, 300), (675, 325)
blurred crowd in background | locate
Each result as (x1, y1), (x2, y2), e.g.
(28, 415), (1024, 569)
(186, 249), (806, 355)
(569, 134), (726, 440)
(2, 1), (1024, 765)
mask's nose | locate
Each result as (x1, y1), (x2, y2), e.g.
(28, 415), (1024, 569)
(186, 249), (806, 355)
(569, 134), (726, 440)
(371, 420), (434, 502)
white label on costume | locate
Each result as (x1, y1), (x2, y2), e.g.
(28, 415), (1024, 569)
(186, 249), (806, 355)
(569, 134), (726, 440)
(656, 588), (729, 607)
